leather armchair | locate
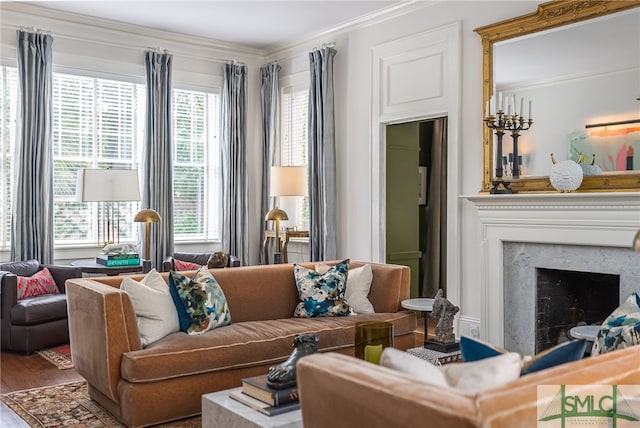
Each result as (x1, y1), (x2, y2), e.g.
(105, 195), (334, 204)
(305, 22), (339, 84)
(161, 252), (241, 272)
(0, 259), (83, 353)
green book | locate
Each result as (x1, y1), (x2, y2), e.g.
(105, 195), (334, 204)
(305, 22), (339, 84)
(96, 257), (140, 267)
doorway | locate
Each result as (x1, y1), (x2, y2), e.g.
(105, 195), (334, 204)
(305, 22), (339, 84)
(385, 117), (447, 298)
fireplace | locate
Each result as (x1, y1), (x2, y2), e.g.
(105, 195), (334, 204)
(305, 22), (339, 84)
(464, 192), (640, 356)
(535, 268), (619, 353)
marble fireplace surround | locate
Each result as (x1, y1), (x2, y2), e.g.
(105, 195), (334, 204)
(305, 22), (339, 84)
(463, 192), (640, 352)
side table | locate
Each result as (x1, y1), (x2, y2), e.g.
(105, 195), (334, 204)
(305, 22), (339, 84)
(70, 259), (143, 276)
(263, 230), (309, 264)
(401, 298), (434, 347)
(202, 387), (302, 428)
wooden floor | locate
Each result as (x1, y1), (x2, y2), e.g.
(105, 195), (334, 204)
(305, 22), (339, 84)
(1, 350), (84, 426)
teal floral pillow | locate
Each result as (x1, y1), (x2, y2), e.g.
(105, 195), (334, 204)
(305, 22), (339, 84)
(168, 269), (231, 335)
(591, 292), (640, 356)
(293, 259), (354, 318)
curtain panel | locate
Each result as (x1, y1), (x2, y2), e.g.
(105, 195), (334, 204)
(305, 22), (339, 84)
(308, 47), (337, 262)
(12, 30), (55, 263)
(259, 63), (281, 264)
(422, 117), (448, 298)
(142, 51), (174, 271)
(221, 63), (249, 265)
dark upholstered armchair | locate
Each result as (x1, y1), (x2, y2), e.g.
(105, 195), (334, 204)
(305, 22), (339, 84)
(0, 259), (83, 353)
(162, 252), (241, 272)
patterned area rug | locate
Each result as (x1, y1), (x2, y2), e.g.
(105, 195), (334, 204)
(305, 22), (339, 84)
(1, 381), (201, 427)
(36, 345), (74, 370)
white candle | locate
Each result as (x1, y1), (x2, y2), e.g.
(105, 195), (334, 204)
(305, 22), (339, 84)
(512, 95), (516, 115)
(498, 92), (503, 111)
(520, 98), (524, 117)
(529, 100), (532, 119)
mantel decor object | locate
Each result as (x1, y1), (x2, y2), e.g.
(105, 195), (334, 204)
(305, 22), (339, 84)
(484, 93), (533, 194)
(549, 153), (583, 192)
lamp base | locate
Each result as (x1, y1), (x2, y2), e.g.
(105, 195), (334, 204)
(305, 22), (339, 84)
(142, 260), (152, 273)
(272, 253), (283, 264)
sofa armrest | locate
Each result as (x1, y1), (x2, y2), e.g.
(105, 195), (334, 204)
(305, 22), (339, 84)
(44, 264), (83, 293)
(161, 256), (174, 272)
(0, 272), (18, 317)
(67, 278), (142, 404)
(296, 353), (477, 428)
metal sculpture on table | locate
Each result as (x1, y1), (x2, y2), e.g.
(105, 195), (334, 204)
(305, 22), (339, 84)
(266, 333), (320, 389)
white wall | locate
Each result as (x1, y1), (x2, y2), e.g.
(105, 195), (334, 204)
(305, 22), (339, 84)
(2, 1), (559, 332)
(267, 1), (537, 329)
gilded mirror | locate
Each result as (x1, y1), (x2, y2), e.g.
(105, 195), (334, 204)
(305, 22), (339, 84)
(475, 0), (640, 193)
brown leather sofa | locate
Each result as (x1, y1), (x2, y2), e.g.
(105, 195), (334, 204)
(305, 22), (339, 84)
(161, 251), (241, 272)
(66, 261), (416, 427)
(296, 345), (640, 428)
(0, 259), (83, 353)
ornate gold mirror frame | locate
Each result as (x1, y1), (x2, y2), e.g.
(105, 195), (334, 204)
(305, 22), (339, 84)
(475, 0), (640, 193)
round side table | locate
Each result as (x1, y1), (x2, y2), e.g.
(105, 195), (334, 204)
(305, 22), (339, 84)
(401, 298), (434, 347)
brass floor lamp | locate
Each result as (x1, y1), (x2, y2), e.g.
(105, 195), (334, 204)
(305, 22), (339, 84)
(134, 208), (161, 272)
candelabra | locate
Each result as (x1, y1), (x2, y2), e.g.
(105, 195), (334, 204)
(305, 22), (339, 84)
(484, 107), (533, 193)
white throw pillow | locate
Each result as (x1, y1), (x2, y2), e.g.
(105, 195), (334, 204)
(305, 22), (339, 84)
(380, 348), (521, 394)
(121, 269), (179, 346)
(316, 263), (375, 314)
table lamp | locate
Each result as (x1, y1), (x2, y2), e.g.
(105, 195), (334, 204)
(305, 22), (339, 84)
(266, 166), (307, 264)
(134, 208), (161, 272)
(76, 168), (141, 246)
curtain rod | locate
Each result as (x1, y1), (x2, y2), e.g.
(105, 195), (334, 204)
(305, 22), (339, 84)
(147, 47), (170, 54)
(585, 119), (640, 129)
(228, 59), (246, 66)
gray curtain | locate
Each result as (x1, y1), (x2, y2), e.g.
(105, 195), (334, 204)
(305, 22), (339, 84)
(12, 30), (55, 263)
(259, 63), (281, 264)
(422, 117), (447, 298)
(142, 51), (174, 271)
(308, 47), (337, 262)
(221, 63), (249, 265)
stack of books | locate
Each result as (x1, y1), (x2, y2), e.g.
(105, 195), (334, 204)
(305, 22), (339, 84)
(229, 374), (300, 416)
(96, 252), (140, 267)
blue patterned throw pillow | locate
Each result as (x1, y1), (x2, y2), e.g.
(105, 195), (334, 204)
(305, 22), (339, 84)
(460, 335), (586, 375)
(591, 292), (640, 356)
(168, 268), (231, 334)
(293, 259), (354, 318)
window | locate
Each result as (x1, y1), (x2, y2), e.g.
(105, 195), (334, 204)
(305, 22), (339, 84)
(280, 84), (309, 229)
(172, 89), (221, 241)
(0, 66), (17, 248)
(52, 73), (145, 245)
(0, 67), (222, 248)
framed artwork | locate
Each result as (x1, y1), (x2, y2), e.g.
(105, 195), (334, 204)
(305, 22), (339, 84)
(418, 166), (427, 205)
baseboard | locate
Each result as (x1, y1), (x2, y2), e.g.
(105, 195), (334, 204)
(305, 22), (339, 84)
(457, 315), (481, 339)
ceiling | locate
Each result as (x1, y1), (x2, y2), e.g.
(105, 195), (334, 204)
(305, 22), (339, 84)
(26, 0), (403, 49)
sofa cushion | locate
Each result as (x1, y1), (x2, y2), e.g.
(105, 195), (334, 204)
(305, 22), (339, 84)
(168, 269), (231, 334)
(592, 292), (640, 356)
(121, 269), (180, 347)
(120, 311), (415, 383)
(380, 347), (522, 394)
(10, 293), (68, 325)
(0, 259), (40, 277)
(17, 267), (60, 300)
(459, 336), (587, 375)
(316, 263), (375, 314)
(293, 259), (353, 318)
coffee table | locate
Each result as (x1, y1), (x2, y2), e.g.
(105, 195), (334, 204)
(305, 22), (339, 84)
(202, 387), (302, 428)
(71, 259), (143, 276)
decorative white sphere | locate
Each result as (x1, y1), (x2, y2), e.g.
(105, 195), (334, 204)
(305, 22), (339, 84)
(550, 160), (583, 192)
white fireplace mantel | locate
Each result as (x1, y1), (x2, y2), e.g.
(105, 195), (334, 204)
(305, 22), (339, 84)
(461, 192), (640, 347)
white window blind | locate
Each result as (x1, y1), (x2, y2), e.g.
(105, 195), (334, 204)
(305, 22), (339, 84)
(52, 74), (145, 244)
(0, 66), (17, 247)
(280, 85), (309, 229)
(172, 89), (221, 241)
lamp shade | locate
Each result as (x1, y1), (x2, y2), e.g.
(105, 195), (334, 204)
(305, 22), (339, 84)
(134, 209), (161, 223)
(269, 166), (308, 197)
(76, 169), (141, 202)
